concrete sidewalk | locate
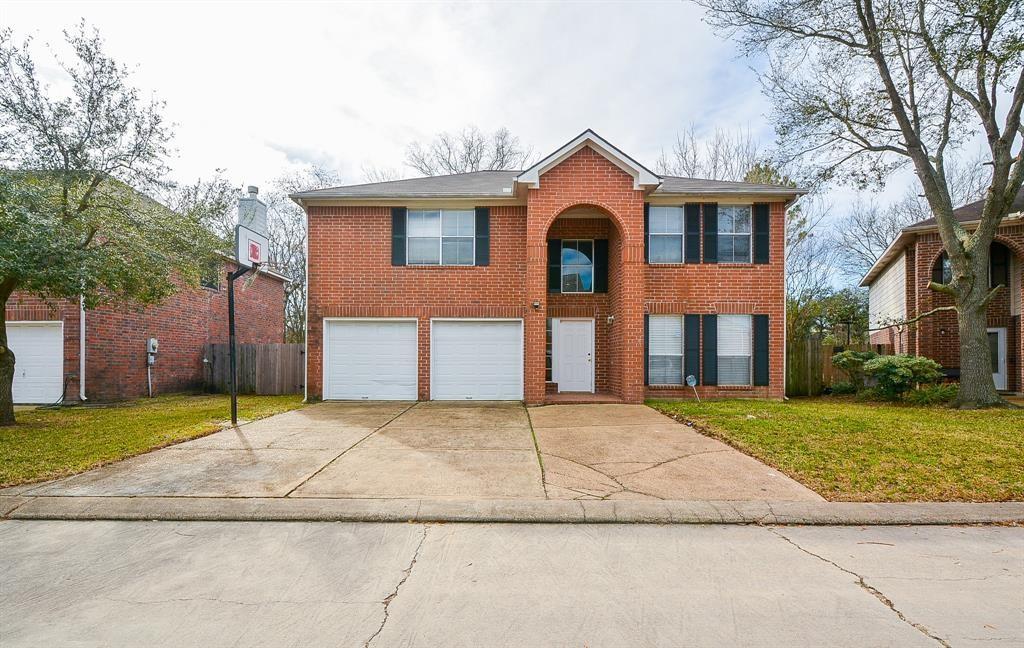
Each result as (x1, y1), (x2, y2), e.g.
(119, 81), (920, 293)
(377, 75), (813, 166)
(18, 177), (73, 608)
(3, 495), (1023, 525)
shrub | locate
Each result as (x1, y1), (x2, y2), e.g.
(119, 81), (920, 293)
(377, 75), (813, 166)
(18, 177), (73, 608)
(862, 354), (943, 399)
(830, 381), (858, 395)
(904, 383), (959, 406)
(831, 350), (879, 388)
(855, 386), (890, 401)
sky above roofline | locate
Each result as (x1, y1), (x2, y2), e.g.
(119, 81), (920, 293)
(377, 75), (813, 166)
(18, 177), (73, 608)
(7, 2), (779, 191)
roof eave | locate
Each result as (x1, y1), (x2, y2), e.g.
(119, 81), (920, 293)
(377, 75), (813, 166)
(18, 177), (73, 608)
(516, 128), (663, 191)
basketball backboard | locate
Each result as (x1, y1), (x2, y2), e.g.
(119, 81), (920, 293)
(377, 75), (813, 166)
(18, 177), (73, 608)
(235, 224), (269, 269)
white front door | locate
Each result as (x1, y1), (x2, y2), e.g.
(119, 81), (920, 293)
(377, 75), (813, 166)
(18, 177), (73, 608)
(6, 322), (64, 404)
(988, 327), (1008, 391)
(431, 320), (523, 400)
(555, 319), (594, 393)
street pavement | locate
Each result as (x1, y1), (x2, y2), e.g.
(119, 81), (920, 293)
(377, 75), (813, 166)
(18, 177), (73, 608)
(1, 521), (1020, 647)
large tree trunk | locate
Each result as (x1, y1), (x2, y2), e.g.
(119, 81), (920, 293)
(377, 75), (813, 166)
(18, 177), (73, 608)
(951, 260), (1005, 408)
(0, 288), (15, 426)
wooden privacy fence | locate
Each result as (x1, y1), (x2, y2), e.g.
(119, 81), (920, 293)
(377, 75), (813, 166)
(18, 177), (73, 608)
(204, 343), (304, 395)
(786, 337), (892, 397)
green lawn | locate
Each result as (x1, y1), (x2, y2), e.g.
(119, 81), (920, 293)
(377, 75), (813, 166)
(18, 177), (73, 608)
(648, 398), (1024, 502)
(0, 393), (303, 487)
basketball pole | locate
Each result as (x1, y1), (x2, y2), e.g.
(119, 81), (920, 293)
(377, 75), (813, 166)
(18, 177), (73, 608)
(227, 262), (259, 426)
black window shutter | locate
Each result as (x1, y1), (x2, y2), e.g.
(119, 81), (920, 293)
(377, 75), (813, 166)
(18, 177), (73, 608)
(643, 313), (650, 386)
(990, 242), (1009, 287)
(684, 314), (701, 384)
(474, 207), (490, 266)
(594, 239), (609, 293)
(548, 239), (561, 293)
(702, 314), (718, 385)
(643, 203), (650, 263)
(753, 203), (770, 264)
(391, 207), (407, 266)
(684, 203), (701, 263)
(932, 253), (947, 284)
(753, 314), (769, 386)
(702, 203), (718, 264)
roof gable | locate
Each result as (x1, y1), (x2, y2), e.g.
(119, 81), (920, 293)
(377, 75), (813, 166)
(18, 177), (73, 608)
(516, 129), (662, 191)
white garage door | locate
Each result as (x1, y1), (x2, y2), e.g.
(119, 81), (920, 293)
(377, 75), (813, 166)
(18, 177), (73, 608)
(323, 319), (417, 400)
(7, 322), (63, 404)
(431, 320), (523, 400)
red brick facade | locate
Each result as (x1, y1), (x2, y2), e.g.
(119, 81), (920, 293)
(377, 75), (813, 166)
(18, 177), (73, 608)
(5, 261), (286, 402)
(870, 222), (1024, 393)
(305, 145), (790, 404)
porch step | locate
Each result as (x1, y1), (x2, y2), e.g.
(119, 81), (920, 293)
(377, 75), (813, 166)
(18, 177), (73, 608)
(543, 392), (625, 405)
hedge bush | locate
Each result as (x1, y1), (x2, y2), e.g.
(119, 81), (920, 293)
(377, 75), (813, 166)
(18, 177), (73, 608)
(862, 354), (944, 399)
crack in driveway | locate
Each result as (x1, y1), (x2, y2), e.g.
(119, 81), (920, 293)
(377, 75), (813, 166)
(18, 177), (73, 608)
(769, 528), (952, 647)
(364, 524), (429, 648)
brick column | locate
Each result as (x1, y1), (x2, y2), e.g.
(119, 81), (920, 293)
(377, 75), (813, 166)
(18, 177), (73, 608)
(524, 239), (548, 405)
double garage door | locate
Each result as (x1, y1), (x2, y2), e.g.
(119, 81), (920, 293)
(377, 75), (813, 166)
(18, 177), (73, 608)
(323, 319), (522, 401)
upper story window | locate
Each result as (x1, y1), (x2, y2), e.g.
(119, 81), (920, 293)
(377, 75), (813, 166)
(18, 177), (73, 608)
(718, 205), (752, 263)
(718, 314), (753, 386)
(561, 240), (594, 293)
(649, 206), (684, 263)
(407, 209), (475, 265)
(932, 242), (1011, 288)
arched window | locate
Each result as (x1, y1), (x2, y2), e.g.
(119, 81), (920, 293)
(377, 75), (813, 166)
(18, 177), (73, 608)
(931, 242), (1011, 287)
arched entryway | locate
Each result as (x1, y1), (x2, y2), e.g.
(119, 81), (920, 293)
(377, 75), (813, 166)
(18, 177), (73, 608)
(524, 201), (646, 404)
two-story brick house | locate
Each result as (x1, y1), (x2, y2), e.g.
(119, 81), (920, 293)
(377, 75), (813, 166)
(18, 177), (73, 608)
(293, 130), (804, 404)
(863, 188), (1023, 394)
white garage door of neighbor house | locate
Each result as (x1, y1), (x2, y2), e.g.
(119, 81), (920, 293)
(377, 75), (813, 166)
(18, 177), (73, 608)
(7, 322), (64, 404)
(431, 320), (523, 400)
(324, 319), (417, 400)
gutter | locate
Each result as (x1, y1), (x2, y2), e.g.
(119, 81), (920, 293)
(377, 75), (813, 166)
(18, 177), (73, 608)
(79, 295), (87, 401)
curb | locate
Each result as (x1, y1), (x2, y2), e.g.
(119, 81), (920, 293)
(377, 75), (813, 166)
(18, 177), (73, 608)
(3, 496), (1023, 525)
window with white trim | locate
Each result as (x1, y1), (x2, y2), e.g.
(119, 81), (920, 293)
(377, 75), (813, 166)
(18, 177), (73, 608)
(407, 209), (475, 265)
(718, 314), (752, 385)
(648, 315), (684, 385)
(649, 206), (684, 263)
(561, 240), (594, 293)
(718, 205), (752, 263)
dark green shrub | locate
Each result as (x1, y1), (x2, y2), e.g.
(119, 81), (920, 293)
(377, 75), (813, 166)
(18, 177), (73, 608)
(904, 384), (959, 406)
(862, 355), (943, 399)
(855, 386), (892, 402)
(830, 381), (858, 395)
(831, 350), (879, 388)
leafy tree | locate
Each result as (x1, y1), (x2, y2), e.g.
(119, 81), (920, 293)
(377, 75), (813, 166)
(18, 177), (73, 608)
(0, 24), (223, 424)
(698, 0), (1024, 408)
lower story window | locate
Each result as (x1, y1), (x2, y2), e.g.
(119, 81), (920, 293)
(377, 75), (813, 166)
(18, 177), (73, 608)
(718, 314), (752, 386)
(648, 315), (684, 385)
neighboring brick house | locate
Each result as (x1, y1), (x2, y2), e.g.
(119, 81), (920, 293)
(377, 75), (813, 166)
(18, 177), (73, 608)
(5, 190), (288, 403)
(862, 189), (1024, 394)
(292, 130), (803, 405)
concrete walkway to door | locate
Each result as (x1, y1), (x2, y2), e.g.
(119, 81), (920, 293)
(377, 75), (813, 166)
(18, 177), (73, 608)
(8, 401), (820, 503)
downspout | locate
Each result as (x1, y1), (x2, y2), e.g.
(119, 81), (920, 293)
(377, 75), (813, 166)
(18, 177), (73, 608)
(79, 295), (87, 401)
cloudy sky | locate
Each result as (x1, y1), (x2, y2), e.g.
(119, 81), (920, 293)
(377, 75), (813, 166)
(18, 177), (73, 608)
(7, 0), (931, 228)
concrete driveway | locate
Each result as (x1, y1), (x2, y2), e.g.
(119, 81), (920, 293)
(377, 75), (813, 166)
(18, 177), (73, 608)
(16, 401), (820, 502)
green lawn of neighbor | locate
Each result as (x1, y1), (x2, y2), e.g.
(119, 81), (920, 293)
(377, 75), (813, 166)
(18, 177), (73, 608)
(648, 397), (1024, 502)
(0, 393), (303, 487)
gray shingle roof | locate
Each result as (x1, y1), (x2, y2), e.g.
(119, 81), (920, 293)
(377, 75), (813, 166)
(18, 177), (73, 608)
(905, 186), (1024, 229)
(290, 170), (806, 200)
(655, 176), (807, 195)
(292, 171), (519, 199)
